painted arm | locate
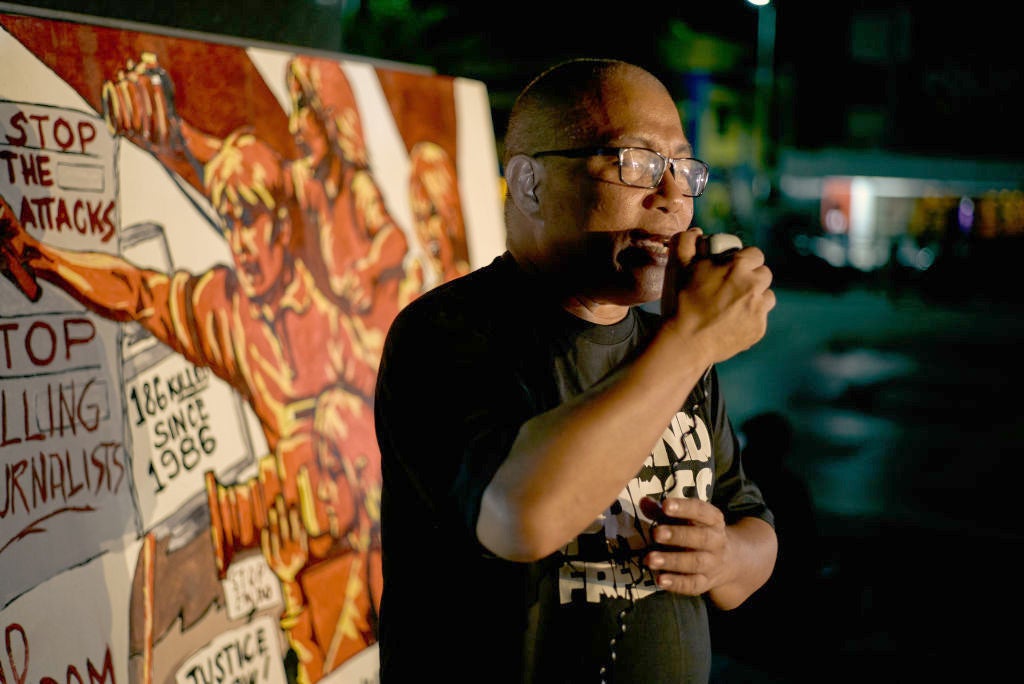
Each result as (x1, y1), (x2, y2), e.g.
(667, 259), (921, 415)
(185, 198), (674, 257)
(102, 53), (223, 192)
(323, 171), (409, 313)
(1, 191), (215, 357)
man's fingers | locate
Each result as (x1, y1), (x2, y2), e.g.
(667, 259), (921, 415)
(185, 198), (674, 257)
(651, 496), (723, 527)
(660, 229), (704, 317)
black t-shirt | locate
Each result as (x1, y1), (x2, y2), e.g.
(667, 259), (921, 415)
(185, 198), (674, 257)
(374, 252), (773, 683)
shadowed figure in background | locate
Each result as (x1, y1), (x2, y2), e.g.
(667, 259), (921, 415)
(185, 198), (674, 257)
(710, 411), (824, 682)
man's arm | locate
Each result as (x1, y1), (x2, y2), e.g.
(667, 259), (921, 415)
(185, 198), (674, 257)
(477, 233), (776, 562)
(708, 516), (777, 609)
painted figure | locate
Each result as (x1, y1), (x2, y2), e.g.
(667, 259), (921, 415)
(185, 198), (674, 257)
(407, 140), (471, 289)
(99, 52), (445, 682)
(1, 130), (381, 683)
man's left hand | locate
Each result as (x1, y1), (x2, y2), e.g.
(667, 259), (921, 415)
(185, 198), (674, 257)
(640, 496), (731, 596)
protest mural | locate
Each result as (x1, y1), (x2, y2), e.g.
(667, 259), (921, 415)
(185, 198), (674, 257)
(0, 6), (504, 683)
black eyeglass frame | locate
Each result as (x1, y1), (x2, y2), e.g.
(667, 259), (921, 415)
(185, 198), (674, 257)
(531, 146), (710, 196)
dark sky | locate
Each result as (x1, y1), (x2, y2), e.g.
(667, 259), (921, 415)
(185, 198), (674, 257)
(9, 0), (1023, 161)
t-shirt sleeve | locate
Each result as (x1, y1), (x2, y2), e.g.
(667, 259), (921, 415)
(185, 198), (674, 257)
(375, 296), (537, 550)
(706, 367), (776, 528)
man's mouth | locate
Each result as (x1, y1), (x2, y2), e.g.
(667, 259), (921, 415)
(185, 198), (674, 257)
(618, 236), (672, 269)
(637, 237), (670, 256)
(631, 235), (673, 263)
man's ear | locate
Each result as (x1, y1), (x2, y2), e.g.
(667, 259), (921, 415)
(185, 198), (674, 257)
(504, 154), (541, 217)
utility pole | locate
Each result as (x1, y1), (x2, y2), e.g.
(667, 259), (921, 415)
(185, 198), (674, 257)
(749, 0), (776, 248)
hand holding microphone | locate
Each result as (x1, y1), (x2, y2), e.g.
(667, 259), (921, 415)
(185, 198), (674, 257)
(660, 231), (743, 318)
(696, 232), (743, 262)
(660, 230), (775, 364)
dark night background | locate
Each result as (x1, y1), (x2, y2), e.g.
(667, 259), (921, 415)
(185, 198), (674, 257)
(5, 2), (1022, 681)
(11, 0), (1023, 161)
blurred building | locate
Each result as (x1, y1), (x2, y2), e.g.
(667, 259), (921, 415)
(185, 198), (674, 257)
(674, 1), (1024, 297)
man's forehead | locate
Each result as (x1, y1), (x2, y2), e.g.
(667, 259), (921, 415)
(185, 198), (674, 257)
(576, 85), (688, 151)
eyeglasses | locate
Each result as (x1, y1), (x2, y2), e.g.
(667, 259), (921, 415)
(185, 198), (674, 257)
(531, 146), (709, 196)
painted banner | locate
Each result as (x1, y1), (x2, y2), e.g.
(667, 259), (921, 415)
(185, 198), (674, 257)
(0, 5), (505, 684)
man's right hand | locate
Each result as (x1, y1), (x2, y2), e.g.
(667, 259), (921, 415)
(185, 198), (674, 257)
(660, 230), (776, 366)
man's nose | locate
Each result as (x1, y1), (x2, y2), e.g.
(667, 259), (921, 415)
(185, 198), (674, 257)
(650, 167), (689, 212)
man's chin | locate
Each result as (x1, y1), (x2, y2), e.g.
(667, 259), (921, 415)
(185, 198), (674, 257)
(594, 270), (663, 307)
(630, 264), (667, 300)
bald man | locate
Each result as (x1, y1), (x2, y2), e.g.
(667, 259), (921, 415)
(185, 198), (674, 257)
(375, 58), (778, 683)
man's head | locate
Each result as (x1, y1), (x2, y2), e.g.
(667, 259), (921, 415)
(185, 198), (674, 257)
(205, 130), (297, 301)
(503, 58), (703, 308)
